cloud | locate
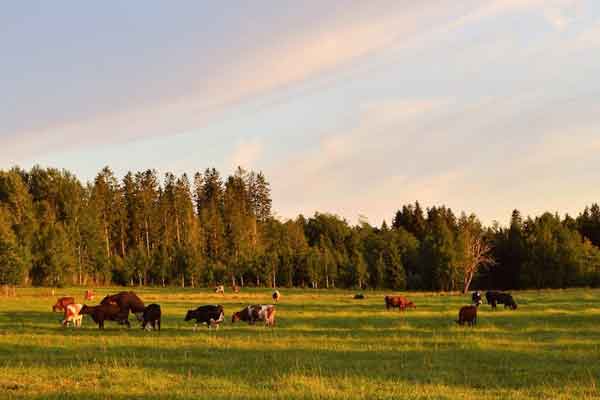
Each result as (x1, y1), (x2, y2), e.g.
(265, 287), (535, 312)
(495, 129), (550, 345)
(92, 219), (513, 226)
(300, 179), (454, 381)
(456, 0), (583, 31)
(229, 138), (263, 170)
(1, 4), (440, 165)
(575, 21), (600, 49)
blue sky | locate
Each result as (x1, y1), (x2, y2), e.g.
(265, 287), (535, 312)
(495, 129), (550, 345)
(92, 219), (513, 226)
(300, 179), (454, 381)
(2, 1), (600, 225)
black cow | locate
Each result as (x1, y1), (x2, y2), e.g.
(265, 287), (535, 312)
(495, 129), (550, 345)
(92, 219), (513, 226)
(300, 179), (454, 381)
(80, 304), (130, 329)
(101, 291), (145, 321)
(471, 291), (483, 306)
(486, 291), (517, 310)
(142, 304), (161, 331)
(185, 305), (224, 330)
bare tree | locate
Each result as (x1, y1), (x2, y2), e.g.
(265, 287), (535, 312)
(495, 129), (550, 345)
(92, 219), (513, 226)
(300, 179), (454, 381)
(458, 214), (496, 294)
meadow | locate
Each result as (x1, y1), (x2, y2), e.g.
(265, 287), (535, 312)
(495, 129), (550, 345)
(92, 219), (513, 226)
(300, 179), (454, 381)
(0, 287), (599, 400)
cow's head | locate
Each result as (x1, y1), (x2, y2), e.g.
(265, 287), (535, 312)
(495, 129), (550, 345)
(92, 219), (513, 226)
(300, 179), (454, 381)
(184, 310), (193, 321)
(407, 301), (416, 308)
(80, 305), (91, 315)
(472, 291), (483, 306)
(231, 312), (241, 323)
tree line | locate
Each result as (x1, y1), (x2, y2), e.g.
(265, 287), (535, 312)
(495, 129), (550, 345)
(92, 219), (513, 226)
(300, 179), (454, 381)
(1, 166), (600, 292)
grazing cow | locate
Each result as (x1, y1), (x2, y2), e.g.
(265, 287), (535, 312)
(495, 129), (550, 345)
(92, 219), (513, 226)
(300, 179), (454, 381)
(62, 303), (83, 327)
(52, 297), (75, 312)
(272, 290), (281, 302)
(485, 291), (518, 310)
(85, 289), (95, 301)
(472, 291), (483, 306)
(456, 305), (478, 326)
(141, 304), (161, 331)
(214, 285), (225, 294)
(231, 285), (240, 293)
(185, 305), (225, 330)
(80, 304), (130, 329)
(354, 293), (365, 300)
(384, 295), (416, 311)
(101, 291), (145, 321)
(232, 305), (276, 327)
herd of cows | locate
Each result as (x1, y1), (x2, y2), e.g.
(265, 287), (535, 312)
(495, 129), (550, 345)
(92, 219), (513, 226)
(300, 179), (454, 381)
(50, 288), (518, 331)
(52, 289), (282, 330)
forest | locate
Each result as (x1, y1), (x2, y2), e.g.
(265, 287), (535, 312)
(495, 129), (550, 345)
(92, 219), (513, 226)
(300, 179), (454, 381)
(1, 165), (600, 292)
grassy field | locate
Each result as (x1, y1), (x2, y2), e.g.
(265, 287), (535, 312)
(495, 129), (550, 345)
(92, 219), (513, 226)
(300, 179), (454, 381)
(0, 287), (599, 399)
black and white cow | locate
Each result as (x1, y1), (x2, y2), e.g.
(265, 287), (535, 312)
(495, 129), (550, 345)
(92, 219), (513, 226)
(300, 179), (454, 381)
(471, 291), (483, 306)
(232, 304), (276, 327)
(184, 305), (225, 330)
(142, 304), (161, 331)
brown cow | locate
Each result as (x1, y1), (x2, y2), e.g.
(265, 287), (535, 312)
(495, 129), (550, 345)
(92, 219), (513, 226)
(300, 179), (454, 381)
(272, 290), (281, 302)
(101, 292), (145, 321)
(456, 305), (478, 326)
(85, 289), (95, 301)
(384, 295), (415, 311)
(52, 297), (75, 312)
(80, 304), (130, 329)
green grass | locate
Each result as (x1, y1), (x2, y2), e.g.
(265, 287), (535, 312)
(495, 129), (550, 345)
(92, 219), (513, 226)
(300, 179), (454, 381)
(0, 287), (599, 399)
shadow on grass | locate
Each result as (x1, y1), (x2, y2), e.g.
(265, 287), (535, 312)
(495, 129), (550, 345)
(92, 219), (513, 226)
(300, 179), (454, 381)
(2, 338), (598, 394)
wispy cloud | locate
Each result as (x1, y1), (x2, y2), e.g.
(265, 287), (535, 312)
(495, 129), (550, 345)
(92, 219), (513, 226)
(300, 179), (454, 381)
(229, 138), (263, 170)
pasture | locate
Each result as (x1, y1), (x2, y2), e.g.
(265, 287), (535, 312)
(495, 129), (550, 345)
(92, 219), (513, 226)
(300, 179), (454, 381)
(0, 288), (599, 399)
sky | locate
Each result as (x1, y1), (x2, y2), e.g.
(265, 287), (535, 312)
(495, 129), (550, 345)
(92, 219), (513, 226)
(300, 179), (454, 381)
(2, 0), (600, 226)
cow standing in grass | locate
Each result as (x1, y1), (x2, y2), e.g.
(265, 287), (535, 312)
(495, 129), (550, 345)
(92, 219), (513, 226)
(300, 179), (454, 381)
(486, 291), (518, 310)
(272, 290), (281, 302)
(85, 289), (95, 301)
(185, 305), (225, 330)
(101, 291), (145, 321)
(384, 295), (415, 311)
(80, 304), (130, 329)
(62, 303), (83, 327)
(141, 304), (161, 331)
(457, 305), (478, 326)
(232, 305), (276, 327)
(52, 297), (75, 312)
(472, 291), (483, 306)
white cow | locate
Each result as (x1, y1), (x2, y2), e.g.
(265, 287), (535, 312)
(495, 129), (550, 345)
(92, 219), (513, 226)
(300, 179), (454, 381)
(62, 303), (83, 327)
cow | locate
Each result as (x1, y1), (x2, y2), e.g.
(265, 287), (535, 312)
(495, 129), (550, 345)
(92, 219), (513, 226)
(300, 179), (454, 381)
(354, 293), (365, 300)
(80, 304), (130, 329)
(85, 289), (95, 301)
(52, 297), (75, 312)
(62, 303), (83, 327)
(185, 305), (225, 331)
(231, 285), (240, 293)
(384, 295), (416, 311)
(232, 305), (276, 327)
(272, 290), (281, 302)
(214, 285), (225, 294)
(472, 291), (483, 306)
(141, 304), (161, 331)
(101, 291), (145, 321)
(456, 305), (478, 326)
(485, 291), (518, 310)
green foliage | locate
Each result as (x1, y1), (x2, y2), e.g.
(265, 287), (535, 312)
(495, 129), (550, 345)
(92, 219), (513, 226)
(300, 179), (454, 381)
(2, 165), (600, 290)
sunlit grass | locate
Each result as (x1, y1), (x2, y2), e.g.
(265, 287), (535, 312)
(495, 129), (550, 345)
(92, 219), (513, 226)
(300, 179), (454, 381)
(0, 287), (599, 399)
